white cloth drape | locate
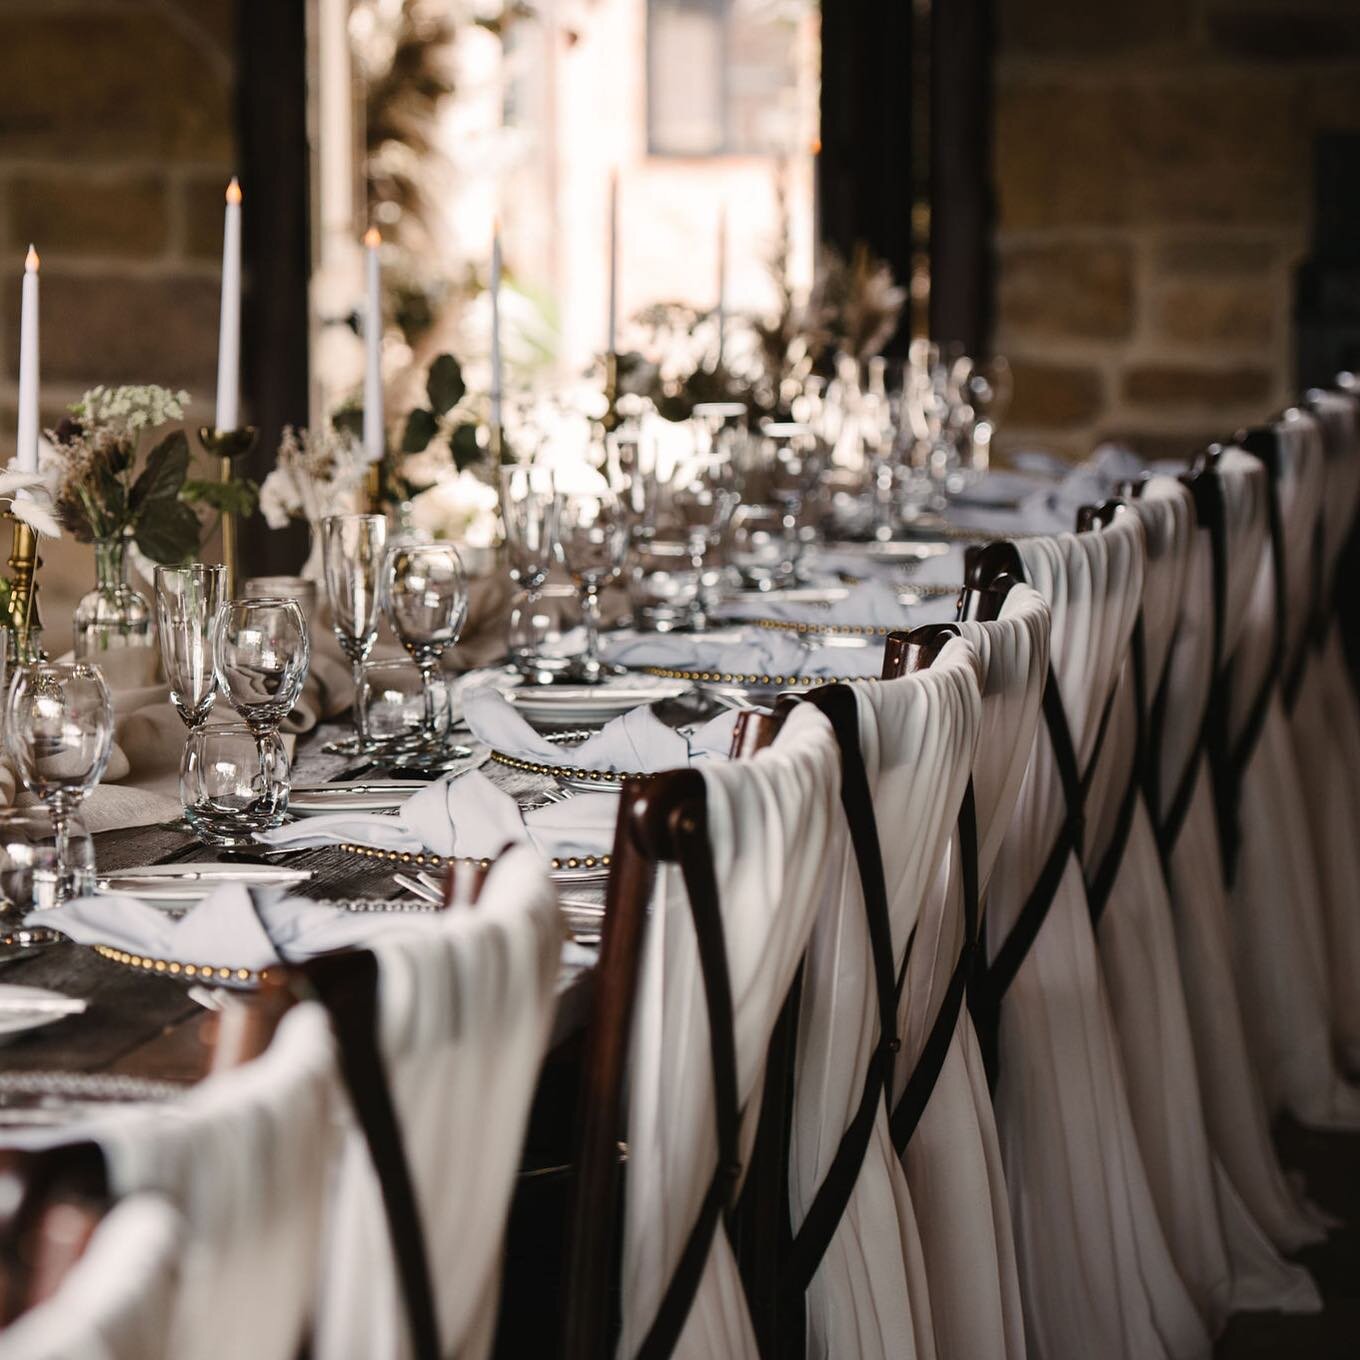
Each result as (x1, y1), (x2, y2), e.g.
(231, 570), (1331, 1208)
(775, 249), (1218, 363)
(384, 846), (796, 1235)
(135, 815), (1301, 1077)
(789, 642), (983, 1360)
(893, 583), (1050, 1360)
(1157, 449), (1330, 1261)
(314, 844), (564, 1360)
(97, 1002), (340, 1360)
(0, 1197), (183, 1360)
(618, 703), (842, 1359)
(986, 518), (1211, 1360)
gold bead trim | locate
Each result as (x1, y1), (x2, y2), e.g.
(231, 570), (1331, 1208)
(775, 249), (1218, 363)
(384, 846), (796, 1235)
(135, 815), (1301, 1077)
(639, 666), (878, 687)
(337, 841), (612, 874)
(741, 583), (966, 637)
(486, 750), (638, 785)
(93, 944), (274, 986)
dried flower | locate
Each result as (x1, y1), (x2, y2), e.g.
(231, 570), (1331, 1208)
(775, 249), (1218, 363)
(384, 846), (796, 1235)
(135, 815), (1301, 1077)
(259, 425), (366, 527)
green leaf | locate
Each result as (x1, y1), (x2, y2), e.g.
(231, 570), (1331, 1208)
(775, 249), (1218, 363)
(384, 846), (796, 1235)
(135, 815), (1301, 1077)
(450, 422), (482, 471)
(425, 353), (465, 416)
(134, 501), (201, 564)
(181, 478), (260, 518)
(129, 431), (189, 515)
(401, 407), (439, 454)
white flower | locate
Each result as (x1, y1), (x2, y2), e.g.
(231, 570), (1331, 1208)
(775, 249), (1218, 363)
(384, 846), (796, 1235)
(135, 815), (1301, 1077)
(258, 468), (300, 530)
(407, 469), (500, 547)
(72, 384), (188, 435)
(0, 454), (61, 538)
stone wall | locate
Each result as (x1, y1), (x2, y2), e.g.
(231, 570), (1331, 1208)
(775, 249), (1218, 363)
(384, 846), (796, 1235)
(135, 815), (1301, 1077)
(993, 0), (1360, 461)
(0, 0), (236, 622)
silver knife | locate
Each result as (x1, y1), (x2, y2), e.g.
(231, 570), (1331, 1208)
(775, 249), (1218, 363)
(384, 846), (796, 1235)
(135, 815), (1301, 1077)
(0, 995), (86, 1016)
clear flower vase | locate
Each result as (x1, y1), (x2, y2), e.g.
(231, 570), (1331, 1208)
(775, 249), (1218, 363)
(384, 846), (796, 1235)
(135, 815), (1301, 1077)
(73, 537), (154, 661)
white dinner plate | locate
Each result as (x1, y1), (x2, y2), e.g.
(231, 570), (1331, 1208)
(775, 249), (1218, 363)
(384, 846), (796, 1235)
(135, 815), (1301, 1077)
(289, 781), (414, 816)
(504, 679), (689, 726)
(94, 863), (313, 912)
(0, 985), (88, 1044)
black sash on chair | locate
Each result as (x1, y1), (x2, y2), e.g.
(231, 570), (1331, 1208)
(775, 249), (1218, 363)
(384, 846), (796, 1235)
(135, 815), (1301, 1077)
(632, 797), (743, 1360)
(782, 684), (899, 1299)
(890, 779), (978, 1154)
(301, 952), (441, 1360)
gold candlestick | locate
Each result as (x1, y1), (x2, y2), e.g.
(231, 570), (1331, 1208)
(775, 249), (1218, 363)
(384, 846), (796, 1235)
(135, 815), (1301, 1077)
(6, 512), (42, 663)
(365, 460), (385, 515)
(198, 426), (257, 599)
(602, 350), (621, 434)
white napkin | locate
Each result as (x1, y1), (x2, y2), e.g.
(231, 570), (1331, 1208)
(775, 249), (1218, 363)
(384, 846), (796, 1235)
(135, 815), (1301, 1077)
(31, 882), (441, 976)
(257, 768), (623, 863)
(601, 627), (884, 679)
(464, 687), (737, 772)
(719, 580), (916, 628)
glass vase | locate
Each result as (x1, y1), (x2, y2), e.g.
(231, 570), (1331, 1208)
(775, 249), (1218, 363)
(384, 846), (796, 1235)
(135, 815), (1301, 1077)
(73, 537), (154, 662)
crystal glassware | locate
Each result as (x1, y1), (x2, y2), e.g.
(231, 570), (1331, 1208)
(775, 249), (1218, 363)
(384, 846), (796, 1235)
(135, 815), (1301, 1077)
(213, 597), (310, 736)
(628, 534), (700, 631)
(155, 564), (225, 729)
(357, 657), (451, 754)
(383, 543), (469, 748)
(500, 466), (558, 679)
(759, 422), (821, 580)
(321, 513), (388, 752)
(506, 583), (579, 685)
(7, 663), (113, 894)
(0, 808), (95, 950)
(181, 723), (290, 846)
(670, 431), (742, 623)
(556, 490), (629, 682)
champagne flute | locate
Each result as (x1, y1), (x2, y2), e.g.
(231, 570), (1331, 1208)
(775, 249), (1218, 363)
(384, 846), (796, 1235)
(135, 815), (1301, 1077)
(155, 564), (225, 729)
(500, 467), (559, 681)
(383, 543), (469, 752)
(556, 490), (628, 683)
(321, 513), (388, 751)
(7, 662), (113, 896)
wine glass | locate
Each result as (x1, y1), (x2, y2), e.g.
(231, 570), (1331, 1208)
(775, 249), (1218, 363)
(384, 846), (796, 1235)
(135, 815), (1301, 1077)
(7, 662), (113, 896)
(181, 723), (290, 846)
(0, 809), (95, 949)
(669, 430), (741, 624)
(758, 422), (822, 580)
(213, 598), (310, 736)
(357, 657), (451, 754)
(964, 356), (1012, 479)
(500, 466), (558, 679)
(154, 564), (225, 729)
(321, 513), (388, 752)
(383, 543), (469, 749)
(556, 490), (628, 682)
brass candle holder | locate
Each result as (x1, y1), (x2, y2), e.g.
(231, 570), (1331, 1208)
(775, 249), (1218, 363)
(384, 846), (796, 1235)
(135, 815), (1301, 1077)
(5, 510), (42, 664)
(365, 460), (384, 516)
(197, 426), (257, 598)
(601, 350), (621, 435)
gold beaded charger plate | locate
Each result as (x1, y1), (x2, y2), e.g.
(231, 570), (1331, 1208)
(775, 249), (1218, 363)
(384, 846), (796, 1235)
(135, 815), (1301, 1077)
(502, 678), (690, 727)
(634, 633), (882, 698)
(724, 583), (964, 638)
(0, 1071), (184, 1131)
(94, 864), (313, 913)
(337, 839), (613, 886)
(487, 728), (644, 792)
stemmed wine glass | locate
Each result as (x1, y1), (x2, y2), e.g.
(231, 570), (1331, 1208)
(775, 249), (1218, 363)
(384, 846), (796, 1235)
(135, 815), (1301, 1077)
(321, 513), (388, 752)
(155, 564), (225, 729)
(556, 490), (628, 682)
(7, 663), (113, 899)
(500, 467), (559, 681)
(759, 422), (822, 581)
(214, 598), (311, 737)
(383, 543), (469, 753)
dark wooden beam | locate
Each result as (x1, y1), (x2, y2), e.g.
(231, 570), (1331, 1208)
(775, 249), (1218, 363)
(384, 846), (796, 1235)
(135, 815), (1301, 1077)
(236, 0), (311, 576)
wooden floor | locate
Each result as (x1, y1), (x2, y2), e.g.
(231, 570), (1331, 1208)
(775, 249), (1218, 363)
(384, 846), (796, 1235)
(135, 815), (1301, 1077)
(1217, 1120), (1360, 1357)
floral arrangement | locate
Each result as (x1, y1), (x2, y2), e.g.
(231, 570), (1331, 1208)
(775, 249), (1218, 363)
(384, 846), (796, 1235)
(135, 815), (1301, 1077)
(258, 423), (367, 529)
(43, 385), (239, 563)
(407, 467), (499, 547)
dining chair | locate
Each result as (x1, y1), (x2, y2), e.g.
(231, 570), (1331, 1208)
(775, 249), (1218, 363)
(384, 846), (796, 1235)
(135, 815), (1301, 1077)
(880, 576), (1048, 1360)
(309, 842), (563, 1360)
(0, 1195), (183, 1360)
(953, 516), (1218, 1360)
(563, 702), (843, 1360)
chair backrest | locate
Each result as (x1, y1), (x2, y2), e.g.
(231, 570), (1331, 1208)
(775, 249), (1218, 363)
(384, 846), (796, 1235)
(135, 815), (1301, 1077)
(1304, 387), (1360, 601)
(95, 1000), (339, 1360)
(0, 1196), (183, 1360)
(312, 844), (563, 1360)
(565, 703), (843, 1360)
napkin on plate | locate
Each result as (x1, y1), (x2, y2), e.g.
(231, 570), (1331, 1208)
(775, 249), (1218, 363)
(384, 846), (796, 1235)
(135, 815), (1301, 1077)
(257, 768), (624, 863)
(719, 580), (915, 628)
(600, 627), (885, 680)
(31, 882), (443, 976)
(463, 687), (737, 772)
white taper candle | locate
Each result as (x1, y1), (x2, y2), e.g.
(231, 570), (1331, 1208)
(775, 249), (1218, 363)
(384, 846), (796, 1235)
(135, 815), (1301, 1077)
(606, 171), (618, 355)
(16, 245), (38, 474)
(214, 178), (242, 431)
(363, 226), (384, 466)
(490, 222), (503, 438)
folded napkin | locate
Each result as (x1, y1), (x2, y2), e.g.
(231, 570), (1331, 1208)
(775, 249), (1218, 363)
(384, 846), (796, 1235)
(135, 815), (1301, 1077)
(720, 580), (917, 628)
(463, 687), (737, 772)
(601, 627), (884, 680)
(258, 768), (623, 863)
(33, 882), (443, 976)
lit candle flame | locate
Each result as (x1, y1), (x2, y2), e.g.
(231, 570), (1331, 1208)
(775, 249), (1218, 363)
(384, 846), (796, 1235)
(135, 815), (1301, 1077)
(24, 245), (38, 272)
(810, 137), (822, 156)
(226, 177), (242, 205)
(364, 227), (381, 248)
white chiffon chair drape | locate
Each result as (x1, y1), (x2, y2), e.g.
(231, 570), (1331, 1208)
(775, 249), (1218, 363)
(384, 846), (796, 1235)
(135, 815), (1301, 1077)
(1288, 391), (1360, 1072)
(788, 644), (983, 1360)
(314, 844), (564, 1360)
(893, 583), (1050, 1360)
(618, 702), (842, 1359)
(0, 1196), (182, 1360)
(96, 1001), (339, 1360)
(983, 516), (1212, 1360)
(1219, 427), (1360, 1131)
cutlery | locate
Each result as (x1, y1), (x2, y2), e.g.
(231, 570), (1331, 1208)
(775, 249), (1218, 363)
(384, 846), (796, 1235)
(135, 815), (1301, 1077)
(395, 873), (443, 905)
(0, 994), (86, 1016)
(98, 868), (312, 886)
